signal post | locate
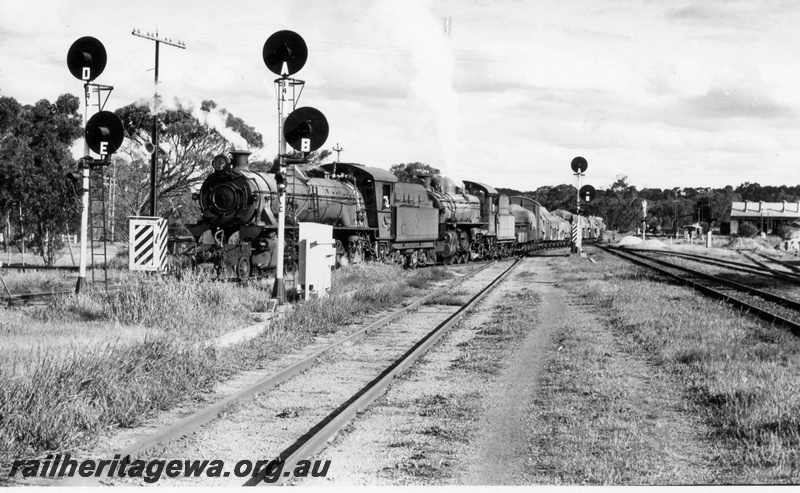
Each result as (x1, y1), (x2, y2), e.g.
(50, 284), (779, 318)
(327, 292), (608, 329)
(262, 31), (329, 303)
(570, 157), (595, 257)
(66, 37), (125, 293)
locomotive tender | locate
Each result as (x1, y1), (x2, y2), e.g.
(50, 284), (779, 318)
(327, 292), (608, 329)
(186, 150), (604, 279)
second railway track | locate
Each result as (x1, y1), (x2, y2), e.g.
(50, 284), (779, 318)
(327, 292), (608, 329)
(598, 245), (800, 336)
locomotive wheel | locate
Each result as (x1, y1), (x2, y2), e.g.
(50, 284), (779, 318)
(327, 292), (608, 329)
(335, 240), (348, 268)
(237, 257), (251, 281)
(375, 244), (387, 263)
(386, 251), (402, 265)
(348, 246), (363, 264)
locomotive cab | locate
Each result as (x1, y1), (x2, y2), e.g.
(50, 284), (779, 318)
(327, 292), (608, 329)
(318, 162), (397, 240)
(318, 162), (439, 266)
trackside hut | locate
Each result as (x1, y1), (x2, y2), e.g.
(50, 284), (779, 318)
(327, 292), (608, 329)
(729, 201), (800, 235)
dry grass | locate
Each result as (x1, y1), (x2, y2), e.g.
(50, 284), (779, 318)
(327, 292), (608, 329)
(0, 269), (79, 295)
(423, 288), (469, 306)
(546, 249), (800, 483)
(1, 271), (268, 367)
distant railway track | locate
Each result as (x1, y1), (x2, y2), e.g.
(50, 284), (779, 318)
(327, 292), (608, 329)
(742, 251), (800, 276)
(60, 258), (519, 486)
(0, 263), (117, 305)
(0, 263), (80, 272)
(2, 289), (74, 306)
(597, 245), (800, 337)
(1, 284), (124, 306)
(642, 249), (800, 283)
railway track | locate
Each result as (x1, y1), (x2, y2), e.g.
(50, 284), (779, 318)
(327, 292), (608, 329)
(742, 251), (800, 277)
(0, 264), (79, 272)
(59, 258), (520, 486)
(1, 289), (74, 306)
(1, 284), (124, 306)
(597, 245), (800, 336)
(643, 249), (800, 283)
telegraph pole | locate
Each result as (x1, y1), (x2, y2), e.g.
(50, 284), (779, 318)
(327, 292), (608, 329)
(132, 28), (185, 216)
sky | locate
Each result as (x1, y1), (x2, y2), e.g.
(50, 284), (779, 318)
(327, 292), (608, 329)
(2, 0), (800, 192)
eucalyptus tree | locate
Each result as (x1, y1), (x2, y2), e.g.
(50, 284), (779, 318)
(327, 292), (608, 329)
(0, 94), (82, 264)
(389, 162), (441, 183)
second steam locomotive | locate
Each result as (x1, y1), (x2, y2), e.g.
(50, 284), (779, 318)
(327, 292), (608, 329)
(186, 150), (604, 279)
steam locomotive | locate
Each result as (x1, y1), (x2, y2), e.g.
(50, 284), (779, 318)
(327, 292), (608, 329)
(185, 150), (604, 279)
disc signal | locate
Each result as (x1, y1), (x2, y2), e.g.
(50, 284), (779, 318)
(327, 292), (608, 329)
(67, 36), (107, 81)
(85, 111), (125, 158)
(579, 185), (596, 202)
(283, 107), (329, 152)
(262, 30), (308, 76)
(570, 156), (588, 174)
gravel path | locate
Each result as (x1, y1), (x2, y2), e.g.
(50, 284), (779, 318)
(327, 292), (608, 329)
(295, 255), (561, 485)
(459, 263), (561, 484)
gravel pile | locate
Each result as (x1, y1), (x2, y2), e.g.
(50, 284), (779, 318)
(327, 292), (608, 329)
(617, 236), (643, 246)
(724, 238), (764, 250)
(642, 239), (667, 249)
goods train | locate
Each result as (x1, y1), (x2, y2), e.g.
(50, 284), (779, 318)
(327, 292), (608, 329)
(185, 150), (604, 279)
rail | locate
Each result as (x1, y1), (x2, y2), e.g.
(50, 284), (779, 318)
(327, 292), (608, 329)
(597, 245), (800, 337)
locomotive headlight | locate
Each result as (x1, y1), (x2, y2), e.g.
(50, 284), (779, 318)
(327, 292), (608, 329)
(212, 154), (229, 171)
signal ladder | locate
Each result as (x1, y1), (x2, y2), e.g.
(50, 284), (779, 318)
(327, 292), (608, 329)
(88, 167), (110, 286)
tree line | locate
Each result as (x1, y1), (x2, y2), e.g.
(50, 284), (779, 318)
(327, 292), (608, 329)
(497, 178), (800, 234)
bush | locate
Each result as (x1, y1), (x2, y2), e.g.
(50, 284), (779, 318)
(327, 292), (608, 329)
(737, 221), (758, 237)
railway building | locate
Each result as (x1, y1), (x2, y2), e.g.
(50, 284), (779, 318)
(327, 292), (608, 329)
(729, 201), (800, 236)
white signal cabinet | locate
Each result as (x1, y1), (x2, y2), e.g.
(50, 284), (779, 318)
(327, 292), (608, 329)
(298, 222), (336, 300)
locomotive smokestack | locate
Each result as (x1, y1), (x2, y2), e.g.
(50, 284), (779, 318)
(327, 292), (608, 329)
(417, 174), (433, 189)
(231, 150), (251, 171)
